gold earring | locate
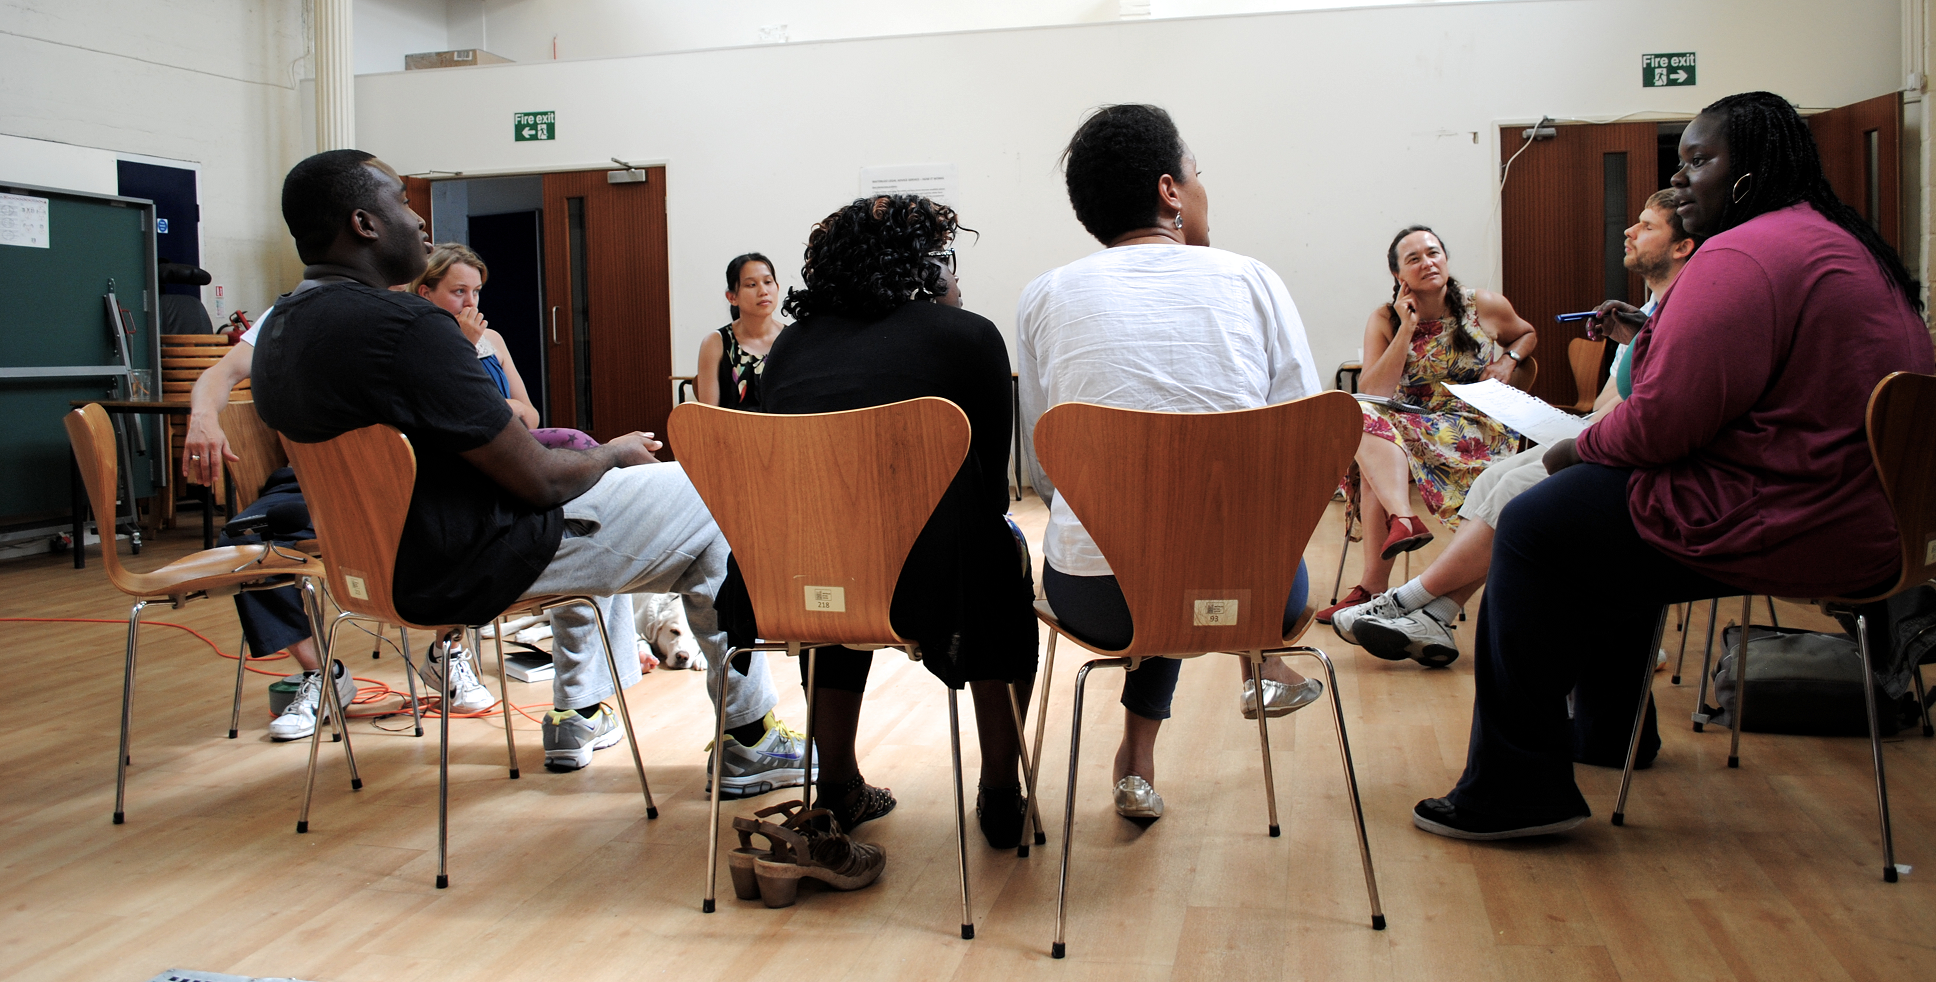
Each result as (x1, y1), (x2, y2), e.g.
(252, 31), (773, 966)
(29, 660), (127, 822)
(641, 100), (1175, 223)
(1731, 172), (1754, 204)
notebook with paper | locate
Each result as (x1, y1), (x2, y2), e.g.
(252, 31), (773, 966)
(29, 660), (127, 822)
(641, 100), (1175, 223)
(1444, 379), (1586, 446)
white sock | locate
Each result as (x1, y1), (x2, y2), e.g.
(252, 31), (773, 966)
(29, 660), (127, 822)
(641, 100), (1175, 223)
(1391, 578), (1436, 611)
(1420, 595), (1462, 624)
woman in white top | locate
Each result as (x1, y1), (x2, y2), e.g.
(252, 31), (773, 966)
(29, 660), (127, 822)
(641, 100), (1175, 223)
(1017, 104), (1324, 821)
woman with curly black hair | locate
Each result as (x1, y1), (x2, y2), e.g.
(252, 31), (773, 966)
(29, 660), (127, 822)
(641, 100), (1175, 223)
(1018, 104), (1323, 823)
(733, 194), (1038, 847)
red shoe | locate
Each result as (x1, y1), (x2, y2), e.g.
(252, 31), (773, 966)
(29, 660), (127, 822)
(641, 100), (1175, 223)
(1380, 515), (1434, 560)
(1317, 585), (1373, 625)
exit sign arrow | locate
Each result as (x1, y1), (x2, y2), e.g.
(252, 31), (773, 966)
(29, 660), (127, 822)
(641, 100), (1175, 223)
(513, 110), (557, 142)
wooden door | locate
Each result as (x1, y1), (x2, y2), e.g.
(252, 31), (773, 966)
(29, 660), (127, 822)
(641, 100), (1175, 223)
(1499, 122), (1657, 407)
(540, 168), (672, 442)
(1808, 92), (1901, 251)
(403, 175), (433, 233)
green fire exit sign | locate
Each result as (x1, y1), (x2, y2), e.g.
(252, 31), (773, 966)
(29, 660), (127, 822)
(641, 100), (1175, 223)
(1642, 53), (1696, 87)
(514, 111), (556, 141)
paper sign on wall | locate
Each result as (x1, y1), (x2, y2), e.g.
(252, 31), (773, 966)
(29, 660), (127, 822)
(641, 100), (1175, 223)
(0, 193), (50, 248)
(860, 164), (958, 207)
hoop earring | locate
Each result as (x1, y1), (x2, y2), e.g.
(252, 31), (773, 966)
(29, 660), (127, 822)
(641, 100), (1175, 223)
(1173, 212), (1184, 230)
(1731, 172), (1754, 204)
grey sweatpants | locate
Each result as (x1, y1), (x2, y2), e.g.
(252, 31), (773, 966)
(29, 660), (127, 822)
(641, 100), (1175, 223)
(519, 463), (777, 728)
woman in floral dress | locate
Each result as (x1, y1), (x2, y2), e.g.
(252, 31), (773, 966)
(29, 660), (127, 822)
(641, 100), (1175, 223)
(1319, 225), (1537, 622)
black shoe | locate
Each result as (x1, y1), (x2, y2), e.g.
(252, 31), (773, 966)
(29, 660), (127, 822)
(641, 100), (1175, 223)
(1411, 797), (1588, 841)
(976, 782), (1026, 849)
(822, 773), (897, 831)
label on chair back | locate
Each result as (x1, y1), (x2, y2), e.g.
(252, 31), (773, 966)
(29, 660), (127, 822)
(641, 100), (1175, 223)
(344, 574), (369, 601)
(805, 585), (846, 612)
(1194, 599), (1241, 626)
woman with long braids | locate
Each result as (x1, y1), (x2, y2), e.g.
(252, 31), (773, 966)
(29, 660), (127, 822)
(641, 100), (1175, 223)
(1318, 227), (1536, 625)
(1413, 91), (1934, 841)
(721, 195), (1040, 849)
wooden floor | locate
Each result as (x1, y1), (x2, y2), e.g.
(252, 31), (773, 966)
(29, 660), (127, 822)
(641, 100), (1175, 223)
(3, 493), (1933, 982)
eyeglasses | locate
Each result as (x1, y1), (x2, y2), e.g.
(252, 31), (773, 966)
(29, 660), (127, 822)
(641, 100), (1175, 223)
(927, 249), (956, 273)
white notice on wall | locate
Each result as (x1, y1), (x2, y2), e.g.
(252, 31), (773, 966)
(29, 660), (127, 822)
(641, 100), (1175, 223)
(859, 164), (958, 208)
(0, 192), (50, 248)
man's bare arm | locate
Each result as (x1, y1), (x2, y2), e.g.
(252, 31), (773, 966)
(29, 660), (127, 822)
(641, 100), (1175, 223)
(459, 419), (660, 508)
(183, 342), (254, 485)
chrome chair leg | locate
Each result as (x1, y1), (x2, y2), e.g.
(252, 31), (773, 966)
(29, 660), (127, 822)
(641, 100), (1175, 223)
(1054, 657), (1129, 959)
(703, 647), (734, 913)
(1853, 613), (1901, 882)
(436, 639), (451, 889)
(491, 621), (519, 779)
(396, 627), (423, 737)
(1329, 518), (1352, 605)
(801, 644), (817, 812)
(228, 635), (249, 739)
(1765, 595), (1781, 630)
(1727, 595), (1752, 767)
(570, 596), (655, 816)
(1284, 647), (1383, 930)
(1612, 606), (1671, 826)
(1672, 602), (1693, 685)
(948, 687), (976, 940)
(1025, 631), (1059, 841)
(1006, 682), (1047, 855)
(113, 599), (147, 824)
(1246, 651), (1281, 837)
(304, 583), (358, 783)
(1693, 598), (1721, 731)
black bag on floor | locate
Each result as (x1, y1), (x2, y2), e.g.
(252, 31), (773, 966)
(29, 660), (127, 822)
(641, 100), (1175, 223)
(1705, 624), (1917, 737)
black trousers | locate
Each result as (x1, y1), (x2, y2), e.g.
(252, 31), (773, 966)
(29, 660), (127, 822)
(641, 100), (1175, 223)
(1448, 463), (1738, 820)
(220, 469), (316, 658)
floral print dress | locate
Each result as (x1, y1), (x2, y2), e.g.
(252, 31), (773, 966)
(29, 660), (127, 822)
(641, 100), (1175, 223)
(1353, 288), (1520, 531)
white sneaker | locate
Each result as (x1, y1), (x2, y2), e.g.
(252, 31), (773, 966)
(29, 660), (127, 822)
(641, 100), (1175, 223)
(419, 642), (494, 713)
(268, 664), (358, 741)
(1332, 590), (1406, 647)
(1354, 609), (1460, 667)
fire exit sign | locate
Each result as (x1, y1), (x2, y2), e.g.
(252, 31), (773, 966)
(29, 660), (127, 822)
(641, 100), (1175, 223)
(1643, 53), (1696, 87)
(514, 111), (556, 141)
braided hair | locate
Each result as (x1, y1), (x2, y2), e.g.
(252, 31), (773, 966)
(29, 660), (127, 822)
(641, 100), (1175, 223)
(1702, 91), (1921, 311)
(783, 195), (961, 320)
(1385, 225), (1480, 357)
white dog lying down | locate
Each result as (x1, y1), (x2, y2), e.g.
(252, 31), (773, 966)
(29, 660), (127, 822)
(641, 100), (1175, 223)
(482, 593), (706, 671)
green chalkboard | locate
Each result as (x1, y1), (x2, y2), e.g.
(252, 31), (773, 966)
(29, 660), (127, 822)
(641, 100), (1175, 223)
(0, 182), (160, 523)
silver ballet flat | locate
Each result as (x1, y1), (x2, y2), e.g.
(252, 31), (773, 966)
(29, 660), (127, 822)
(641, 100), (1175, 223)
(1113, 775), (1165, 820)
(1240, 677), (1324, 720)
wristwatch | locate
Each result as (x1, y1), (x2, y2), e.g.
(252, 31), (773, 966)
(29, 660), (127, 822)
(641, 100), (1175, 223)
(1504, 348), (1524, 364)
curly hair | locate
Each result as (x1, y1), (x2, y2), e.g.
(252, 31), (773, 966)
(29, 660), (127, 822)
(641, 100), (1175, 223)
(1061, 104), (1189, 245)
(1383, 225), (1482, 359)
(1700, 91), (1920, 311)
(783, 195), (959, 320)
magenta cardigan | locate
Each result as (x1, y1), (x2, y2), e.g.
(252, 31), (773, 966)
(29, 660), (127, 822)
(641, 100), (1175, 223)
(1578, 203), (1934, 597)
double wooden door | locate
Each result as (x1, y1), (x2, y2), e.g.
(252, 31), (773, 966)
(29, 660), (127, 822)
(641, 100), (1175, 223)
(541, 168), (673, 443)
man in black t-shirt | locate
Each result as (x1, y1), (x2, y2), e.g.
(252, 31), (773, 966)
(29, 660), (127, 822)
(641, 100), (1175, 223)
(254, 151), (792, 775)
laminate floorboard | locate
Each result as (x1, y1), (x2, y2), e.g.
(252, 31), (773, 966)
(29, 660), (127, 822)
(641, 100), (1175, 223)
(2, 492), (1931, 981)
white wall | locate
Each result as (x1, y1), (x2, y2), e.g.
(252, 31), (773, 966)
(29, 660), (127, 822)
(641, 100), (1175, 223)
(0, 0), (310, 322)
(356, 0), (1904, 383)
(355, 0), (450, 74)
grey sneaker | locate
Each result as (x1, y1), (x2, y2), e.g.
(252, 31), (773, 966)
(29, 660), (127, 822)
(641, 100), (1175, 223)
(1355, 609), (1460, 667)
(542, 705), (622, 771)
(705, 713), (818, 798)
(1332, 590), (1406, 647)
(268, 663), (358, 741)
(419, 642), (494, 713)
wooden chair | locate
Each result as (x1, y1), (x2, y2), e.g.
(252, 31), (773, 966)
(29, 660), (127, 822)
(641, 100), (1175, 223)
(670, 397), (1009, 937)
(1327, 357), (1538, 608)
(1612, 372), (1936, 882)
(1029, 392), (1384, 958)
(282, 423), (657, 888)
(1565, 338), (1607, 414)
(63, 404), (336, 824)
(212, 399), (298, 739)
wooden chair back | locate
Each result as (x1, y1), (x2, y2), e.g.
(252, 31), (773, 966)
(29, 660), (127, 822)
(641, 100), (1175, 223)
(281, 425), (423, 628)
(1511, 354), (1540, 393)
(668, 397), (970, 647)
(220, 400), (287, 511)
(1034, 392), (1362, 656)
(1567, 338), (1606, 411)
(1844, 371), (1936, 603)
(63, 404), (143, 595)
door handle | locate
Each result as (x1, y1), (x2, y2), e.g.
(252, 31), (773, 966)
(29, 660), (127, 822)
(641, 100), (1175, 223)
(550, 305), (559, 344)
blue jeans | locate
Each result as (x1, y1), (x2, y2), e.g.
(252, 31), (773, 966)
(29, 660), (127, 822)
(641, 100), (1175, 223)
(1042, 560), (1310, 720)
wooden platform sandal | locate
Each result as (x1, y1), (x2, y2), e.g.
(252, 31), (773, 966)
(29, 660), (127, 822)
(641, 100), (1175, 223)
(731, 803), (886, 908)
(727, 801), (806, 902)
